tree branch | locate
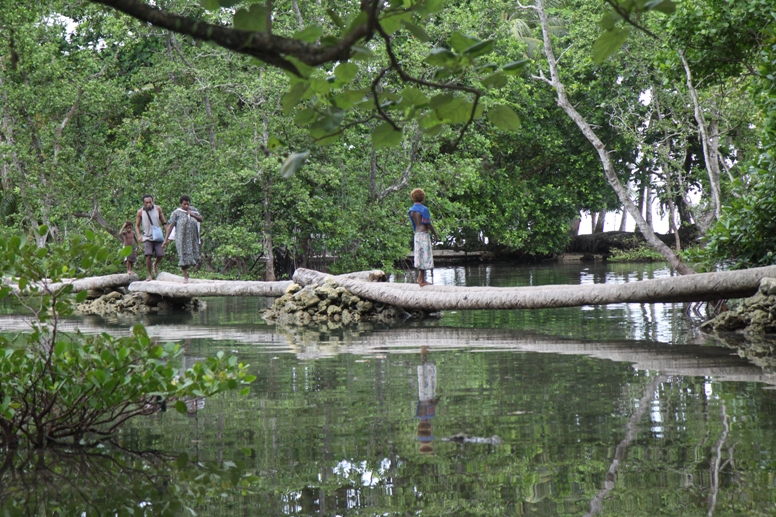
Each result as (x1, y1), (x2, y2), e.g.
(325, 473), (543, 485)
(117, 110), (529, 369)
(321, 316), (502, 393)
(90, 0), (375, 76)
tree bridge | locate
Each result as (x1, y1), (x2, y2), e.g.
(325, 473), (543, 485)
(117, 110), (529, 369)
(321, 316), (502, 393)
(56, 264), (776, 310)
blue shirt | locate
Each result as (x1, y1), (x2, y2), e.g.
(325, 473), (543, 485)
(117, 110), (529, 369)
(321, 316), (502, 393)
(408, 203), (431, 232)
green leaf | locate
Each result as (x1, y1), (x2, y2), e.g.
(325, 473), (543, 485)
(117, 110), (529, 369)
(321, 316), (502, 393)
(120, 245), (132, 258)
(75, 290), (88, 303)
(294, 108), (318, 126)
(280, 151), (310, 178)
(448, 32), (479, 53)
(425, 48), (458, 67)
(481, 72), (508, 89)
(501, 59), (529, 75)
(281, 82), (309, 114)
(401, 21), (431, 42)
(294, 25), (323, 43)
(218, 0), (241, 6)
(462, 40), (494, 58)
(417, 0), (444, 15)
(334, 89), (367, 109)
(592, 27), (630, 64)
(233, 5), (267, 32)
(200, 0), (219, 10)
(309, 78), (331, 95)
(599, 11), (622, 30)
(334, 62), (359, 83)
(372, 122), (403, 148)
(54, 341), (67, 356)
(379, 13), (410, 35)
(429, 93), (454, 109)
(176, 453), (189, 469)
(350, 46), (374, 61)
(401, 87), (430, 107)
(84, 229), (95, 241)
(644, 0), (676, 14)
(267, 135), (283, 150)
(327, 9), (345, 28)
(487, 105), (521, 130)
(437, 98), (472, 124)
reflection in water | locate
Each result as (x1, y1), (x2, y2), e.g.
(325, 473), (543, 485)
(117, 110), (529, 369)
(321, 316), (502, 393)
(0, 445), (257, 515)
(3, 262), (776, 515)
(416, 346), (438, 454)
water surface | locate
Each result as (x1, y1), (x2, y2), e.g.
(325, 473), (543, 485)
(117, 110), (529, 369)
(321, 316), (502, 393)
(3, 262), (776, 516)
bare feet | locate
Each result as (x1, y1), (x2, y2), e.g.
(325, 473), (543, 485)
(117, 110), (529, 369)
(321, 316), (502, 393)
(418, 281), (432, 287)
(145, 276), (153, 282)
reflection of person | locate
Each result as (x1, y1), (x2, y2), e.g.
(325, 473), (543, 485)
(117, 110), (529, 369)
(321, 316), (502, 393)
(119, 221), (137, 275)
(416, 346), (439, 454)
(164, 195), (203, 283)
(408, 188), (438, 287)
(135, 194), (167, 281)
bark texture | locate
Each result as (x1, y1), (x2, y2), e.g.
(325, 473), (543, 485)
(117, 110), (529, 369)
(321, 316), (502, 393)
(129, 277), (292, 298)
(292, 269), (388, 286)
(8, 273), (138, 294)
(293, 266), (776, 310)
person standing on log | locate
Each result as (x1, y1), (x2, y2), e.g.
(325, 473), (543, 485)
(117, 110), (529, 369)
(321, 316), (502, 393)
(163, 195), (203, 283)
(135, 194), (167, 281)
(408, 188), (438, 287)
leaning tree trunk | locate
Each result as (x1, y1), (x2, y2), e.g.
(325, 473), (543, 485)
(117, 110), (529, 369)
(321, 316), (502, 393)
(531, 0), (694, 275)
(293, 265), (776, 310)
(680, 50), (722, 226)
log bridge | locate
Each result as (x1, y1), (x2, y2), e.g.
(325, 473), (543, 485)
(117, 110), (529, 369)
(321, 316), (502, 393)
(19, 264), (776, 311)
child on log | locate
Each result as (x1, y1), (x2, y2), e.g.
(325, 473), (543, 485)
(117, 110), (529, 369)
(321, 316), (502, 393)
(119, 221), (138, 275)
(408, 188), (438, 287)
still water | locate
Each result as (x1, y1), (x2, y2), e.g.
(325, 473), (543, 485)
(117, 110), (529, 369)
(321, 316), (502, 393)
(3, 262), (776, 516)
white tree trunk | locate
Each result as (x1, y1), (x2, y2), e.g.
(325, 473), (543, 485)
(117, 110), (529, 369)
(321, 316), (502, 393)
(292, 266), (776, 310)
(7, 273), (139, 294)
(131, 275), (292, 297)
(292, 269), (388, 286)
(680, 50), (722, 224)
(531, 0), (694, 275)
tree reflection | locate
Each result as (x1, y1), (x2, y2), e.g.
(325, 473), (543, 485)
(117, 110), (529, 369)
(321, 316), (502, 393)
(0, 444), (258, 516)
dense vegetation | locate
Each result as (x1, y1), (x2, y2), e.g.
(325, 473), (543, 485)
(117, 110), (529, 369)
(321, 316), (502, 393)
(0, 0), (772, 277)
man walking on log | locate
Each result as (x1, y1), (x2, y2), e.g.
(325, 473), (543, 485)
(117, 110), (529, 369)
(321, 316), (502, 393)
(135, 194), (167, 281)
(408, 188), (438, 287)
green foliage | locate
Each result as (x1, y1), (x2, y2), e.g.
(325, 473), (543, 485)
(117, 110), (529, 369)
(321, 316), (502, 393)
(607, 243), (666, 262)
(700, 23), (776, 269)
(593, 0), (677, 63)
(0, 231), (255, 447)
(0, 446), (262, 516)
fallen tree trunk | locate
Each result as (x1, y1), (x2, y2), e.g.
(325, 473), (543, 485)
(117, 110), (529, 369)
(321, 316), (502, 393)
(292, 269), (387, 286)
(294, 265), (776, 310)
(6, 273), (139, 294)
(129, 278), (292, 298)
(125, 270), (387, 299)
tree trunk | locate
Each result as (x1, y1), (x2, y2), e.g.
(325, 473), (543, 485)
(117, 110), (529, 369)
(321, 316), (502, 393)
(130, 277), (292, 297)
(10, 273), (139, 294)
(594, 209), (605, 233)
(680, 50), (722, 227)
(569, 217), (581, 236)
(531, 0), (694, 274)
(618, 210), (627, 232)
(292, 265), (776, 310)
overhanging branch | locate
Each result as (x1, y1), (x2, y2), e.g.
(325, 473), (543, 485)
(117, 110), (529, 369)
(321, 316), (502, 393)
(90, 0), (375, 76)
